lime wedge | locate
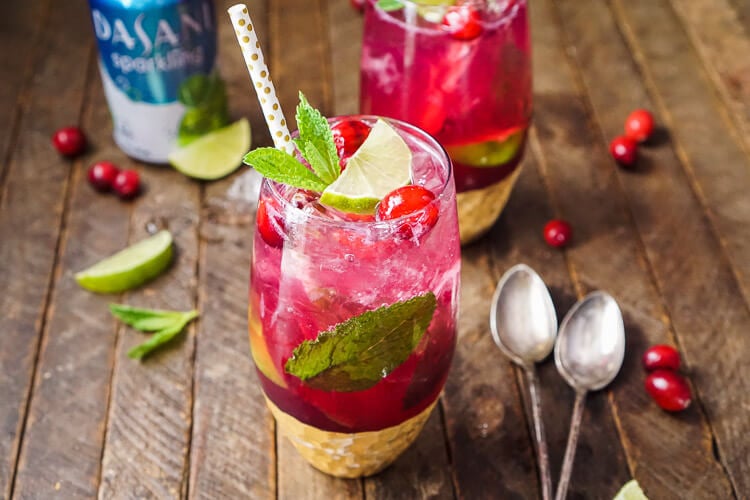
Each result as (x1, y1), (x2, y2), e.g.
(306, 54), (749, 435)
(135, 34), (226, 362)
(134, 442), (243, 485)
(168, 118), (251, 180)
(319, 119), (412, 214)
(75, 230), (173, 294)
(613, 480), (649, 500)
(445, 128), (526, 168)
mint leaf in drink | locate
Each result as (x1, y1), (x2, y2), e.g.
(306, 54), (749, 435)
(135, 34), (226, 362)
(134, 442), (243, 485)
(377, 0), (404, 11)
(127, 311), (198, 360)
(109, 304), (186, 331)
(294, 92), (340, 185)
(244, 147), (328, 192)
(284, 292), (437, 392)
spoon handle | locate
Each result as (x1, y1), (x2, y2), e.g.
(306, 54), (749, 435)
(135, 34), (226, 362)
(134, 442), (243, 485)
(525, 368), (552, 500)
(555, 391), (586, 500)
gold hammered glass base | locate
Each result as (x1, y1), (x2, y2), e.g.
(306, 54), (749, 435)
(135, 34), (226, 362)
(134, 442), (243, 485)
(457, 166), (523, 245)
(266, 397), (438, 478)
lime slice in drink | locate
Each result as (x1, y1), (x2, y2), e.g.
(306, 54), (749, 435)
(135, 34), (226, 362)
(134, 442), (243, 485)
(75, 230), (173, 294)
(613, 480), (649, 500)
(445, 127), (526, 168)
(168, 118), (251, 180)
(319, 119), (412, 214)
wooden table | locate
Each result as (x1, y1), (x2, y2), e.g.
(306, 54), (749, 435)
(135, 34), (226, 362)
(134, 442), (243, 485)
(2, 0), (749, 498)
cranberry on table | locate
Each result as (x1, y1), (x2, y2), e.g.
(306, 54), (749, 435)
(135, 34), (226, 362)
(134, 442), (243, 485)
(87, 161), (120, 192)
(349, 0), (366, 12)
(645, 369), (692, 412)
(543, 219), (572, 248)
(112, 169), (141, 199)
(256, 198), (285, 248)
(642, 344), (681, 371)
(442, 5), (483, 41)
(331, 119), (371, 166)
(609, 135), (638, 167)
(376, 185), (439, 239)
(624, 109), (655, 143)
(52, 126), (87, 157)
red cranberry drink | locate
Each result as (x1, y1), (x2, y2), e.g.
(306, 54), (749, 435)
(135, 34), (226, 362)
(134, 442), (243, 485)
(245, 98), (460, 477)
(360, 0), (531, 243)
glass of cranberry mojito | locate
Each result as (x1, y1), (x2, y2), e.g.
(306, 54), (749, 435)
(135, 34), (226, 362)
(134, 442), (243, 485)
(246, 110), (460, 477)
(360, 0), (531, 243)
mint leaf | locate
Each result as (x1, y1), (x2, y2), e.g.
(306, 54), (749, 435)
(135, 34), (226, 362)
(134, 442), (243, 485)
(284, 292), (437, 392)
(109, 304), (186, 332)
(177, 73), (230, 146)
(127, 311), (198, 360)
(244, 147), (328, 192)
(377, 0), (404, 11)
(294, 92), (340, 185)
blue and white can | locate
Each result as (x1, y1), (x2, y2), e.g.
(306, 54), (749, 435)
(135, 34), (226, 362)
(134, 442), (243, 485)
(88, 0), (217, 163)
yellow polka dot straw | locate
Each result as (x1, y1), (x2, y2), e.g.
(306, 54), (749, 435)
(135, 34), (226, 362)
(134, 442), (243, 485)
(228, 4), (293, 154)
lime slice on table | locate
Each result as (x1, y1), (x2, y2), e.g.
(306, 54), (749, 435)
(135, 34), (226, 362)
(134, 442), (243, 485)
(168, 118), (251, 180)
(445, 127), (526, 168)
(75, 230), (173, 294)
(613, 480), (649, 500)
(319, 119), (412, 214)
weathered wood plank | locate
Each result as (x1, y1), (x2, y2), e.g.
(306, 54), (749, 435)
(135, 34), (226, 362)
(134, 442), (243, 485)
(0, 0), (50, 191)
(327, 0), (363, 116)
(10, 60), (131, 500)
(554, 0), (749, 495)
(187, 1), (276, 499)
(0, 0), (92, 495)
(441, 242), (540, 500)
(97, 163), (201, 497)
(728, 0), (750, 32)
(613, 0), (750, 335)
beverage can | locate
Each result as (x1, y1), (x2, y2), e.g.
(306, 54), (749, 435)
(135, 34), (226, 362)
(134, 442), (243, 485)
(88, 0), (217, 163)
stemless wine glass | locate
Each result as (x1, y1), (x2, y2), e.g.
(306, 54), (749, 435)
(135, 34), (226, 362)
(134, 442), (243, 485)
(361, 0), (532, 243)
(248, 116), (460, 477)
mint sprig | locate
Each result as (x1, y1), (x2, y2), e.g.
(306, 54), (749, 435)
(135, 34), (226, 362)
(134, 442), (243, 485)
(243, 92), (339, 192)
(109, 304), (199, 360)
(284, 292), (437, 392)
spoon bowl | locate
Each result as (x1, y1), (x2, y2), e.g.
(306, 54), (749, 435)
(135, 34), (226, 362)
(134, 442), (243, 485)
(490, 263), (558, 366)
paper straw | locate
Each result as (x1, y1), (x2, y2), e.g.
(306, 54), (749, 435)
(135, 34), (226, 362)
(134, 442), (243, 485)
(228, 4), (294, 154)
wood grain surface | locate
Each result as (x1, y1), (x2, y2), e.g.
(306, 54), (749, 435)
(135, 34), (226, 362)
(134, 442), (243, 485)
(1, 0), (748, 498)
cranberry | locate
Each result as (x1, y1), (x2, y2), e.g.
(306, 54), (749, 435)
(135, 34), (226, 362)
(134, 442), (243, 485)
(112, 169), (140, 200)
(543, 219), (572, 248)
(645, 370), (692, 412)
(331, 119), (371, 166)
(87, 161), (120, 192)
(376, 185), (439, 239)
(441, 5), (483, 41)
(624, 109), (655, 143)
(256, 198), (285, 248)
(609, 135), (638, 167)
(349, 0), (366, 12)
(642, 344), (681, 372)
(52, 126), (87, 157)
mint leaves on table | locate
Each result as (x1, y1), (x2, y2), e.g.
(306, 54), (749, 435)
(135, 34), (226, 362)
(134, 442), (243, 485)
(177, 73), (230, 147)
(243, 92), (339, 192)
(284, 292), (437, 392)
(109, 304), (199, 360)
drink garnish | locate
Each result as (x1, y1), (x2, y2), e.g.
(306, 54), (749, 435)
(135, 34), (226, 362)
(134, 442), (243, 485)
(109, 304), (199, 360)
(444, 127), (526, 168)
(319, 118), (412, 214)
(294, 93), (341, 184)
(284, 292), (437, 392)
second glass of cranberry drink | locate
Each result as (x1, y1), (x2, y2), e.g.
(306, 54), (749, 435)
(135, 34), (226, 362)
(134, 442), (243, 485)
(361, 0), (531, 243)
(246, 104), (460, 477)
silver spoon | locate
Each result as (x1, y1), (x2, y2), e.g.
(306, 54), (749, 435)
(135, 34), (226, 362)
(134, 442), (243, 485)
(490, 264), (557, 500)
(554, 291), (625, 500)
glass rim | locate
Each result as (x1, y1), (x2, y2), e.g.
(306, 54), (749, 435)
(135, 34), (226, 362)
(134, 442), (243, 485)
(264, 114), (453, 231)
(369, 0), (526, 28)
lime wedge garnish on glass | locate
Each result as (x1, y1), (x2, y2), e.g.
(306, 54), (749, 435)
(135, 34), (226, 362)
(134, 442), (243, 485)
(613, 480), (649, 500)
(445, 127), (526, 168)
(75, 230), (173, 294)
(319, 119), (412, 214)
(168, 118), (251, 180)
